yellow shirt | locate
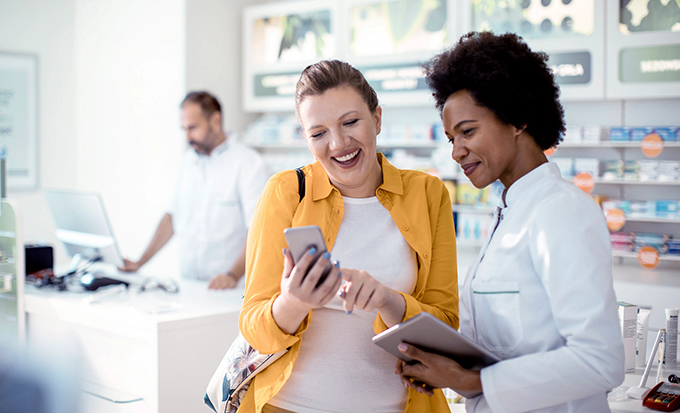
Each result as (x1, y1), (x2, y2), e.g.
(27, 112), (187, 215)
(239, 154), (459, 413)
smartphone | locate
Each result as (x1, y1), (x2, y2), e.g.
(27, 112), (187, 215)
(283, 225), (333, 287)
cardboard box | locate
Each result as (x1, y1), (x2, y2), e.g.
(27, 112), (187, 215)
(618, 301), (638, 373)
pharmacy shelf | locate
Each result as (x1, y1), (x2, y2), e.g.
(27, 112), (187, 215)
(457, 239), (485, 248)
(623, 216), (680, 224)
(612, 250), (680, 262)
(593, 179), (680, 186)
(452, 205), (496, 214)
(248, 142), (440, 150)
(559, 142), (680, 149)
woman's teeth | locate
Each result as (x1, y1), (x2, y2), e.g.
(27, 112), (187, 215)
(336, 149), (360, 162)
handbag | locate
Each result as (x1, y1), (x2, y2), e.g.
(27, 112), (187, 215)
(204, 167), (306, 413)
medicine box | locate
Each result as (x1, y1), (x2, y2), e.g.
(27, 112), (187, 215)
(618, 301), (638, 373)
(609, 127), (631, 141)
(655, 127), (679, 142)
(632, 127), (655, 141)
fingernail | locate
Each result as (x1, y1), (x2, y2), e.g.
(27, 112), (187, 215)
(338, 271), (342, 278)
(346, 310), (351, 315)
(334, 260), (340, 268)
(323, 252), (330, 260)
(398, 343), (407, 352)
(403, 382), (410, 389)
(282, 248), (287, 256)
(337, 290), (344, 298)
(308, 247), (317, 256)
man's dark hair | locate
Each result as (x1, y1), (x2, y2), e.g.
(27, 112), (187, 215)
(181, 91), (222, 119)
(423, 31), (565, 150)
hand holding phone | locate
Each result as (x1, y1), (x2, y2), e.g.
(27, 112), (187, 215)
(284, 225), (333, 287)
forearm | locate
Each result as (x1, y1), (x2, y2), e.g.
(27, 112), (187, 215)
(226, 241), (247, 279)
(138, 213), (174, 266)
(271, 294), (311, 335)
(378, 290), (406, 327)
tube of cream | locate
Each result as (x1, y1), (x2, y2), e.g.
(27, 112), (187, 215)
(637, 308), (652, 367)
(665, 308), (678, 368)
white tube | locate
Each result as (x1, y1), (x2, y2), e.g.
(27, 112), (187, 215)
(666, 308), (678, 368)
(637, 308), (652, 367)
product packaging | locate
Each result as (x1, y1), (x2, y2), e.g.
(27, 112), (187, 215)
(551, 158), (574, 179)
(667, 239), (680, 256)
(574, 158), (600, 177)
(618, 301), (639, 373)
(602, 160), (623, 180)
(655, 127), (679, 142)
(639, 160), (660, 182)
(623, 160), (640, 181)
(632, 127), (655, 141)
(628, 201), (656, 218)
(656, 200), (680, 219)
(562, 126), (582, 143)
(609, 127), (631, 141)
(582, 125), (601, 143)
(665, 308), (678, 368)
(658, 161), (680, 182)
(636, 308), (651, 367)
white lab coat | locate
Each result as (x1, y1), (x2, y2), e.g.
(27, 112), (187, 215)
(459, 162), (625, 413)
(169, 138), (268, 281)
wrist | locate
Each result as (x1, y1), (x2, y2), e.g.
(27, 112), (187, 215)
(225, 271), (240, 281)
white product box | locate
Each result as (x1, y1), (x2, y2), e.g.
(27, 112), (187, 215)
(618, 302), (638, 373)
(574, 158), (600, 177)
(582, 125), (602, 143)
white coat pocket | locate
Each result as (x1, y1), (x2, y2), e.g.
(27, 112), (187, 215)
(472, 282), (523, 354)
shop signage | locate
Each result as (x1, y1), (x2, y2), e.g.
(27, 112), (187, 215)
(253, 72), (301, 97)
(641, 133), (664, 158)
(606, 208), (626, 232)
(619, 44), (680, 83)
(357, 63), (428, 93)
(638, 246), (660, 270)
(574, 172), (595, 194)
(548, 51), (591, 85)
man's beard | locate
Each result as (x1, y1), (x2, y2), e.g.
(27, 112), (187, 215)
(189, 128), (217, 155)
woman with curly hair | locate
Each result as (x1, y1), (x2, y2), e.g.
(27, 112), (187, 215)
(396, 32), (624, 412)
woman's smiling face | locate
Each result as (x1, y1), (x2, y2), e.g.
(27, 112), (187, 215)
(443, 90), (524, 189)
(298, 85), (383, 198)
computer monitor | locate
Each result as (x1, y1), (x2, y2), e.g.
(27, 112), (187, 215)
(44, 189), (125, 268)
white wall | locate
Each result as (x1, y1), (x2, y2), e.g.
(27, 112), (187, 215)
(0, 0), (78, 251)
(185, 0), (276, 133)
(73, 0), (186, 277)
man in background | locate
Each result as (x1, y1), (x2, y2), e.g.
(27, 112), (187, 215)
(120, 91), (268, 289)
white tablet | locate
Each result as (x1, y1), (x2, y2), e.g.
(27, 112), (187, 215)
(372, 312), (499, 371)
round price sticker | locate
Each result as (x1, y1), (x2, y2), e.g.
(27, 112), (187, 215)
(641, 133), (663, 158)
(605, 208), (626, 232)
(574, 172), (595, 194)
(638, 246), (660, 270)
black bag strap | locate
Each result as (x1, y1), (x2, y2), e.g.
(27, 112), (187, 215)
(295, 167), (305, 202)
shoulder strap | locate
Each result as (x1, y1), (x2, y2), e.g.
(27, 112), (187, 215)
(295, 167), (305, 202)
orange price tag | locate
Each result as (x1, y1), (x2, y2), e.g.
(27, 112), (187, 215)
(637, 246), (660, 269)
(605, 208), (626, 232)
(544, 147), (557, 158)
(641, 133), (663, 158)
(574, 172), (595, 194)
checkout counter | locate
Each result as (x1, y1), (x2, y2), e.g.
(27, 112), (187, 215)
(24, 272), (244, 413)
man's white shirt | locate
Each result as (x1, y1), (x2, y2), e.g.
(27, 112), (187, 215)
(169, 138), (268, 281)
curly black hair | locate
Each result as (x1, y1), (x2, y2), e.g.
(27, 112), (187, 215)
(423, 32), (565, 150)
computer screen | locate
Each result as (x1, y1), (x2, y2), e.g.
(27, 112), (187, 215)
(44, 189), (125, 267)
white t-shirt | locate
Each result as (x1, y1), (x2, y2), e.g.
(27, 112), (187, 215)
(168, 138), (268, 280)
(460, 162), (624, 413)
(269, 196), (417, 413)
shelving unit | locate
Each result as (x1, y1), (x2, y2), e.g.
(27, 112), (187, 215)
(0, 200), (25, 342)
